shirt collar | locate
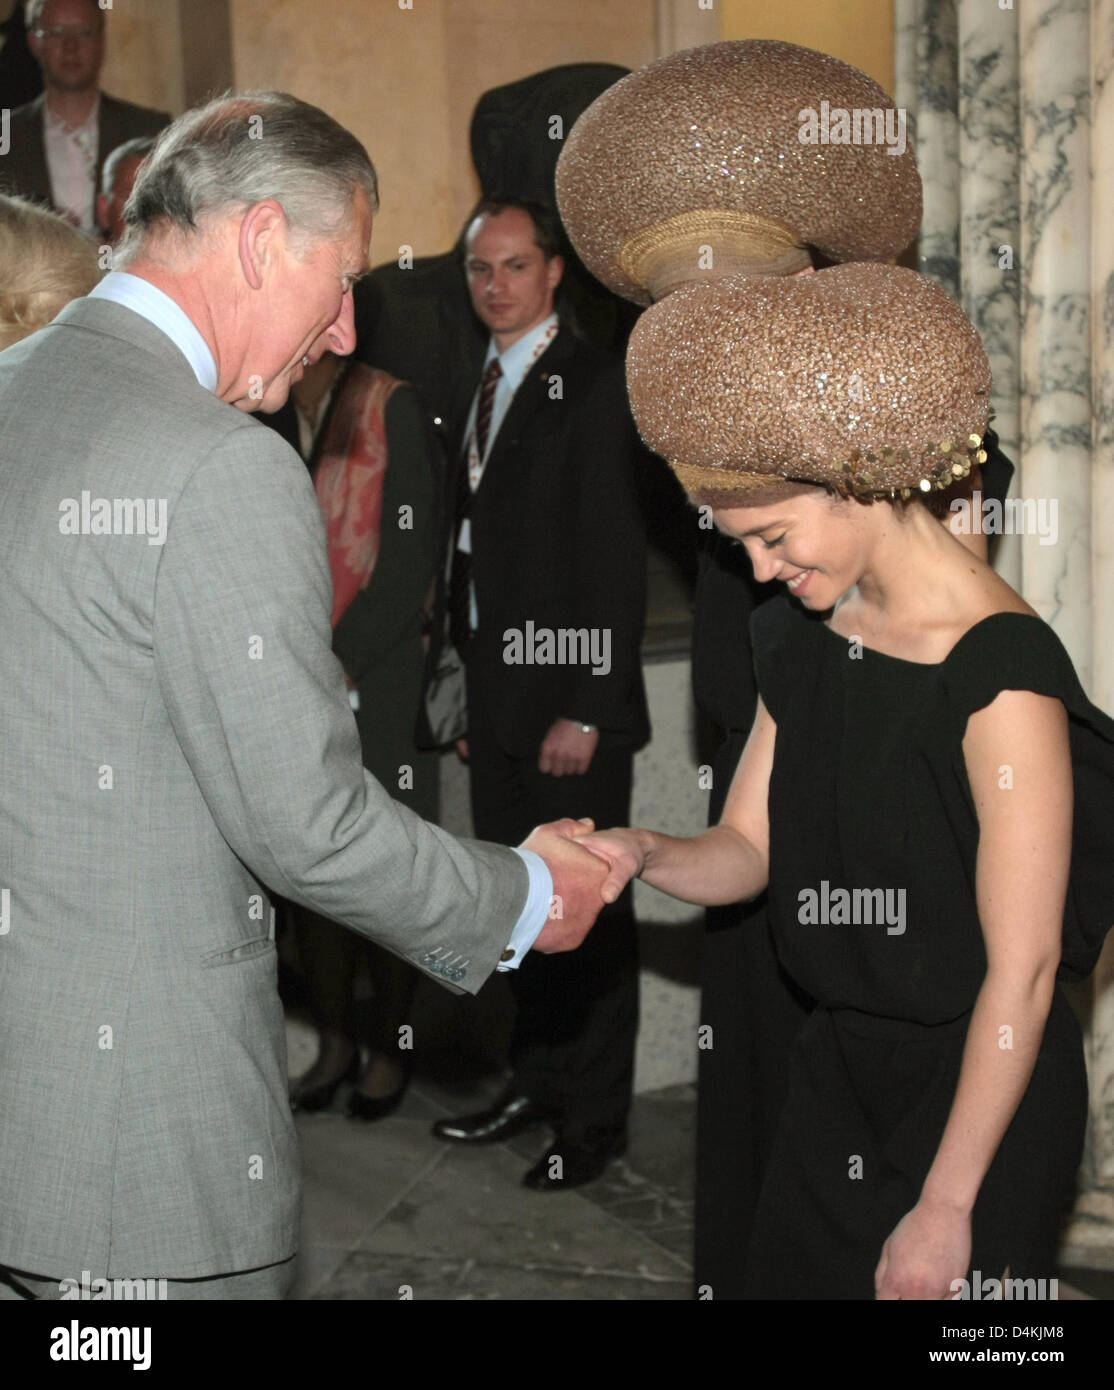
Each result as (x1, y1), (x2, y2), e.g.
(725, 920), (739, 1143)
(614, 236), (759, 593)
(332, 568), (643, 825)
(486, 312), (559, 393)
(88, 271), (219, 393)
(44, 91), (100, 136)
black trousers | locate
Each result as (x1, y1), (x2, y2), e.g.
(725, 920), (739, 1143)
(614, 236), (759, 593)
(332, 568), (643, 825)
(465, 668), (639, 1131)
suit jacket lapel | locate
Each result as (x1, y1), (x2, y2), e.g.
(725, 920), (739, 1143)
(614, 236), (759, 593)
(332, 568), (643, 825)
(23, 97), (53, 206)
(97, 94), (122, 175)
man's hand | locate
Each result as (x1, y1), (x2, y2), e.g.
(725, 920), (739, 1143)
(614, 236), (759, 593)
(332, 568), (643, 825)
(520, 818), (608, 952)
(455, 737), (469, 761)
(537, 718), (599, 776)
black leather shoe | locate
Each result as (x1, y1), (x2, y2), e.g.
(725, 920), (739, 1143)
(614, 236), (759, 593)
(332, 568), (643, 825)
(432, 1094), (555, 1144)
(522, 1124), (627, 1191)
(290, 1052), (358, 1114)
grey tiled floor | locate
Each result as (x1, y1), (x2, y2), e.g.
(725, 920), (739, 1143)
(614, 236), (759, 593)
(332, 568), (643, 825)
(290, 1077), (696, 1301)
(288, 1068), (1113, 1301)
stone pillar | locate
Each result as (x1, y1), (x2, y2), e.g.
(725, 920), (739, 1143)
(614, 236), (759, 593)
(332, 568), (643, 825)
(913, 0), (960, 297)
(1060, 0), (1114, 1270)
(956, 0), (1021, 586)
(1017, 0), (1091, 674)
(896, 0), (1114, 1270)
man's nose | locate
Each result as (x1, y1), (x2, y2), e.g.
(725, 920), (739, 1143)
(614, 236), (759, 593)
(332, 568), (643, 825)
(325, 290), (357, 356)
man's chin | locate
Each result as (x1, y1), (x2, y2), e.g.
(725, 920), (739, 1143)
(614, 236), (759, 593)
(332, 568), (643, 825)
(231, 390), (289, 415)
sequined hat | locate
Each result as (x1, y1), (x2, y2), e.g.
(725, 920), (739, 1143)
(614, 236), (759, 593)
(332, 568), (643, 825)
(625, 263), (991, 507)
(555, 39), (921, 305)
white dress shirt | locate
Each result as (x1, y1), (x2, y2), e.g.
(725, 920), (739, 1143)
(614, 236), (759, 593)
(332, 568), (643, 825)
(458, 313), (559, 632)
(462, 312), (559, 488)
(43, 93), (99, 234)
(84, 271), (551, 968)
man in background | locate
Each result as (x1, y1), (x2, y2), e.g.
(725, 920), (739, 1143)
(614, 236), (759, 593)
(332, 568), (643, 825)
(431, 199), (649, 1190)
(0, 0), (167, 233)
(96, 133), (153, 244)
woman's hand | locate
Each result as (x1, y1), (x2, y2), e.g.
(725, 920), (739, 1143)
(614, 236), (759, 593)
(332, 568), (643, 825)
(874, 1198), (972, 1300)
(577, 827), (649, 904)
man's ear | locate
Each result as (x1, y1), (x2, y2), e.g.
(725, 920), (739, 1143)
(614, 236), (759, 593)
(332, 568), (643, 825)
(547, 253), (565, 294)
(237, 200), (287, 291)
(95, 193), (109, 236)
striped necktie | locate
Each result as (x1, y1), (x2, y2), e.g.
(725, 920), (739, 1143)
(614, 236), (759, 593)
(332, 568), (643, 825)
(474, 357), (502, 462)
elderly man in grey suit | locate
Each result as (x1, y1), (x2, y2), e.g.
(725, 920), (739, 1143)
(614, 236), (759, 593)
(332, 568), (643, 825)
(0, 90), (611, 1300)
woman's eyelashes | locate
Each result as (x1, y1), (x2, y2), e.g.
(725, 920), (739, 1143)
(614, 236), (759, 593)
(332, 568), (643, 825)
(762, 533), (786, 548)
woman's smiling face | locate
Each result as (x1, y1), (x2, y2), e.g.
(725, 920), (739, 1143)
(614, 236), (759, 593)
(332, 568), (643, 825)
(712, 488), (876, 610)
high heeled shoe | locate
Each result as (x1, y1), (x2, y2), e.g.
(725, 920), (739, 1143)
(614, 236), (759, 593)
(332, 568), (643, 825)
(290, 1051), (359, 1113)
(345, 1084), (408, 1122)
(345, 1057), (412, 1122)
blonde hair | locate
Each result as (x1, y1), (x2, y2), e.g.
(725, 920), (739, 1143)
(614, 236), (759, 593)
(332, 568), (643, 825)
(0, 196), (102, 351)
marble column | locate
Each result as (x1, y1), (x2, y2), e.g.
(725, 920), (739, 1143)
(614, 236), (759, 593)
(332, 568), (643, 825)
(895, 0), (1114, 1269)
(956, 0), (1021, 586)
(1017, 0), (1092, 676)
(914, 0), (961, 298)
(1060, 0), (1114, 1269)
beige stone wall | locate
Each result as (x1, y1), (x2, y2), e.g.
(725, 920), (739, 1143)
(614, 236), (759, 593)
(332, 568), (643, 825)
(230, 0), (656, 270)
(721, 0), (894, 92)
(99, 0), (184, 114)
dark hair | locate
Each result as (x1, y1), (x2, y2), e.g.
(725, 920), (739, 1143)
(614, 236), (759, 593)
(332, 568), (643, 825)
(465, 197), (565, 261)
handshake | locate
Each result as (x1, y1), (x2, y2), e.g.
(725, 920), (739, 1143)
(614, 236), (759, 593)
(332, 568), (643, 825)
(519, 818), (646, 954)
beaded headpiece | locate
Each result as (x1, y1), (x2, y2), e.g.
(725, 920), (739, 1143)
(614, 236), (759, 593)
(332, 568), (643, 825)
(555, 39), (921, 306)
(624, 264), (992, 506)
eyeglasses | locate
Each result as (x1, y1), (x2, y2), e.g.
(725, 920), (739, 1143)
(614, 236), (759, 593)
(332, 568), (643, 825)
(33, 26), (99, 43)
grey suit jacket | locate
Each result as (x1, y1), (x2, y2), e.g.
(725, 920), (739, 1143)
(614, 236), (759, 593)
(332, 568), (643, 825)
(0, 92), (169, 213)
(0, 298), (529, 1280)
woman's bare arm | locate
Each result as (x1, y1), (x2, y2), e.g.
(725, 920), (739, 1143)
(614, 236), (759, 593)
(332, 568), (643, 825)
(582, 695), (776, 906)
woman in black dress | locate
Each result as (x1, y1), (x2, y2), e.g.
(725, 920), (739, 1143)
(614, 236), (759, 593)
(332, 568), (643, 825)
(578, 263), (1114, 1299)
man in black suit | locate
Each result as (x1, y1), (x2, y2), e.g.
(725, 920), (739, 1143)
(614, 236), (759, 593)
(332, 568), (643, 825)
(431, 198), (650, 1189)
(0, 0), (167, 233)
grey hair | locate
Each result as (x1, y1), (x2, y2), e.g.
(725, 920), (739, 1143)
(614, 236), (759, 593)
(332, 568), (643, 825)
(115, 90), (378, 266)
(25, 0), (104, 31)
(100, 136), (156, 200)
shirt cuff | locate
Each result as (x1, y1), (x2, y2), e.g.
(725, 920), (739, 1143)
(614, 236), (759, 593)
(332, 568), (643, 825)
(497, 849), (553, 969)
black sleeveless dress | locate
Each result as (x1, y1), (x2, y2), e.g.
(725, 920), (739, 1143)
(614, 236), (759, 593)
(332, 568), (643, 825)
(744, 595), (1114, 1299)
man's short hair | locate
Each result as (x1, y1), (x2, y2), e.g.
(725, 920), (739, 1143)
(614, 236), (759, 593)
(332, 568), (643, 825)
(0, 194), (101, 351)
(100, 137), (156, 201)
(467, 197), (565, 261)
(25, 0), (104, 31)
(114, 90), (378, 267)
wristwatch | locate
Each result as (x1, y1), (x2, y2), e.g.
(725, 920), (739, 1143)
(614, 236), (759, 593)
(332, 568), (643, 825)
(576, 722), (598, 735)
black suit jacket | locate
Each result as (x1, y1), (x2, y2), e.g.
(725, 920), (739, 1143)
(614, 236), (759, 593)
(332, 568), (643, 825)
(0, 92), (169, 214)
(444, 326), (650, 760)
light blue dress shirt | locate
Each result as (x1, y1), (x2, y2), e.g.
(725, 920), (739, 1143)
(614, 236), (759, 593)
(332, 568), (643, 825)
(83, 272), (552, 969)
(89, 271), (219, 391)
